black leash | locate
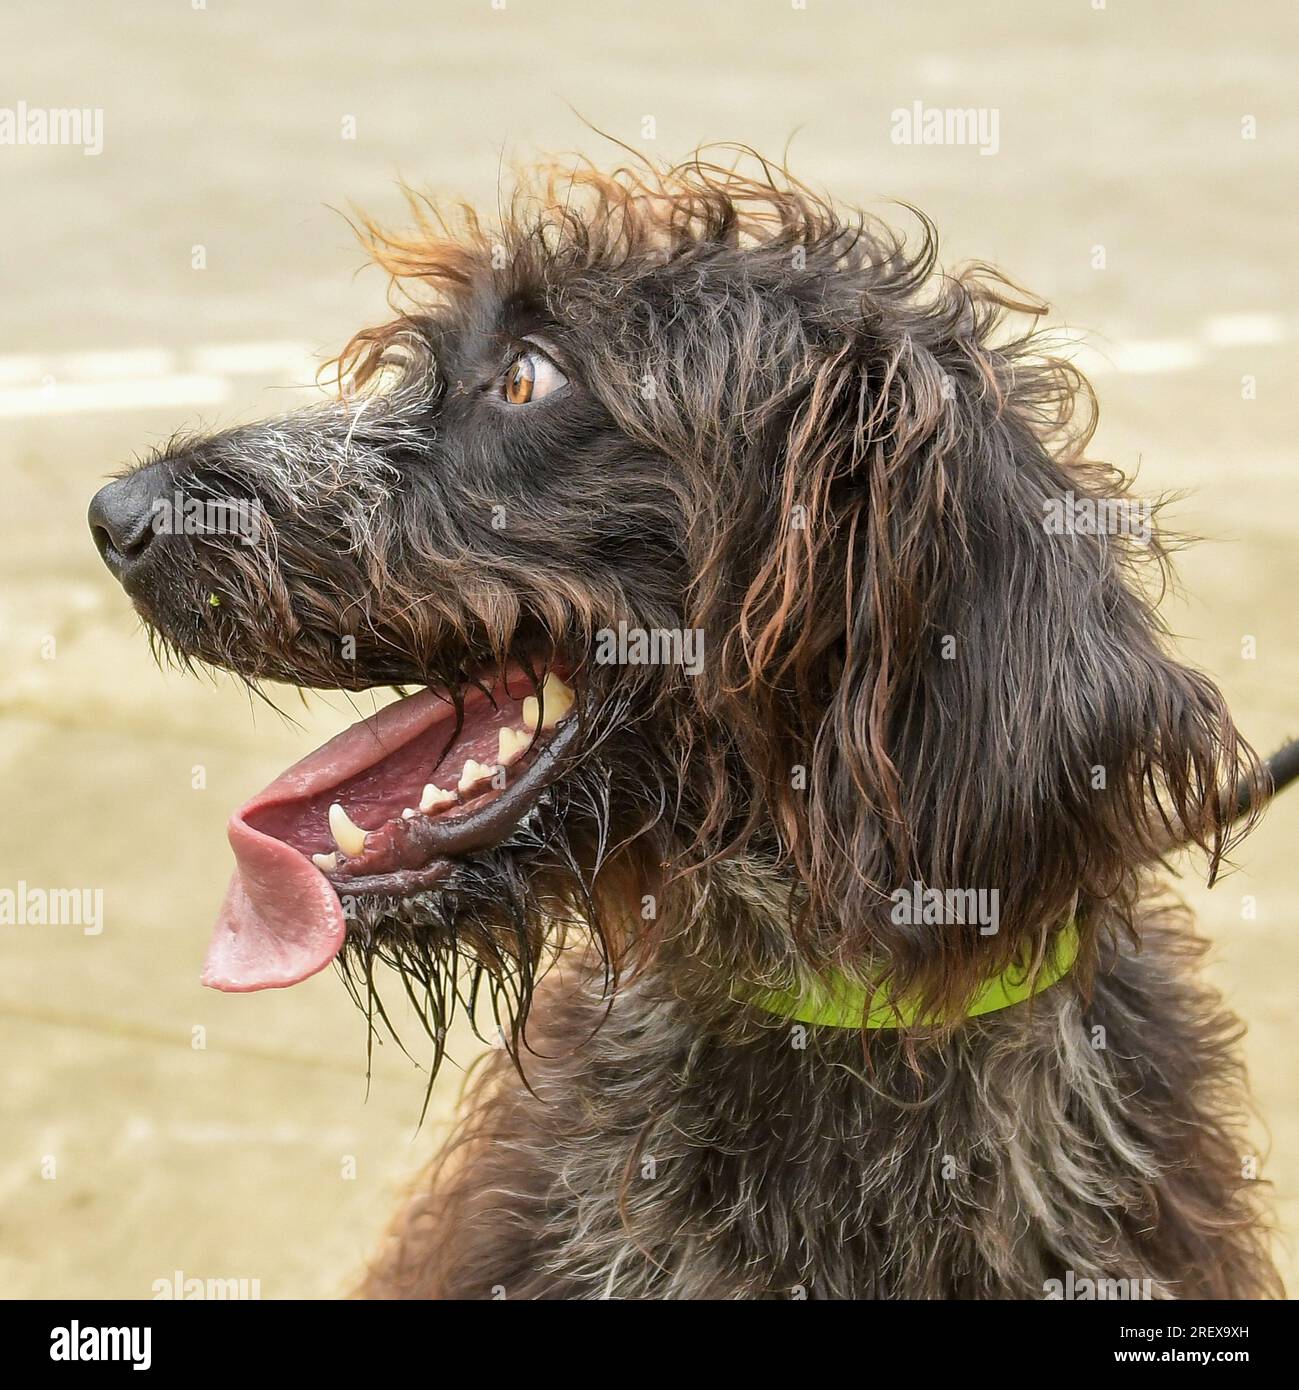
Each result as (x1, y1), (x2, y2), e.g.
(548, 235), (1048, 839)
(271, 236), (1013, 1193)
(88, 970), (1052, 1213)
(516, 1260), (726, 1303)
(1237, 737), (1299, 820)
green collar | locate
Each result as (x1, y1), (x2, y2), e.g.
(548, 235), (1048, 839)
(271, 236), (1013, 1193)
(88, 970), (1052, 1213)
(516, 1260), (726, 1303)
(746, 921), (1081, 1029)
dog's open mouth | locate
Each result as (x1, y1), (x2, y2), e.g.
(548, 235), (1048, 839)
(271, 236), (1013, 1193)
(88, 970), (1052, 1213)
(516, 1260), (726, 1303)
(204, 664), (578, 993)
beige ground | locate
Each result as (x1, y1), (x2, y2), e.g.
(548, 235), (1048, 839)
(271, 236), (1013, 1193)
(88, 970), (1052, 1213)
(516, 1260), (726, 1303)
(1, 0), (1295, 1297)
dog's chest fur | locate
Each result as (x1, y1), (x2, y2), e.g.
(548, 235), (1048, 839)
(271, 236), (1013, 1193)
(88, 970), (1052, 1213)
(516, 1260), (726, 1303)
(362, 900), (1273, 1299)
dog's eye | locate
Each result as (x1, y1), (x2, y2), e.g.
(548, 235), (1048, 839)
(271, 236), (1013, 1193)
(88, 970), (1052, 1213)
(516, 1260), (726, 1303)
(502, 348), (566, 405)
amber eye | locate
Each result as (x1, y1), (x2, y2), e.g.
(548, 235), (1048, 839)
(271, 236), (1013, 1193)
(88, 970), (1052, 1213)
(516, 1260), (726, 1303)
(502, 347), (566, 405)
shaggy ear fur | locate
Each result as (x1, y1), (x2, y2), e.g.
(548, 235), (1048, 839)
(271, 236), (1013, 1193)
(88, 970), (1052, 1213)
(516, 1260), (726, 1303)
(692, 262), (1258, 1017)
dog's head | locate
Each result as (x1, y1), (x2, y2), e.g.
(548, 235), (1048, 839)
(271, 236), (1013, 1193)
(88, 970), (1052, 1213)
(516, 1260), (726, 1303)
(89, 153), (1254, 1051)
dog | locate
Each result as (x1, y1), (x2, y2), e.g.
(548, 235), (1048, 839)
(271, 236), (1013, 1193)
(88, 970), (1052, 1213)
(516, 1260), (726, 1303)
(88, 152), (1283, 1299)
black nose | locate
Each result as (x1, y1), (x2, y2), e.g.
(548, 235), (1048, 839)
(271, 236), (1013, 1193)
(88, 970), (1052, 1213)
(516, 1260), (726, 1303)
(88, 464), (169, 580)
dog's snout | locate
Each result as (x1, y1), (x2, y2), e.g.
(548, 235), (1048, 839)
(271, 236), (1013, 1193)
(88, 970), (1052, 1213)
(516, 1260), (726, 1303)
(88, 464), (169, 580)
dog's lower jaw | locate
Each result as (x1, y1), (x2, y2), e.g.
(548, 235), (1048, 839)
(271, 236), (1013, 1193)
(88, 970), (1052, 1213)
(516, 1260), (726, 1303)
(358, 894), (1280, 1301)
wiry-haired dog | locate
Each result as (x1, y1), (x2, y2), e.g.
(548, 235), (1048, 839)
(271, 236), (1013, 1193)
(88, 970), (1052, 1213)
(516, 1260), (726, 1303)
(89, 151), (1282, 1299)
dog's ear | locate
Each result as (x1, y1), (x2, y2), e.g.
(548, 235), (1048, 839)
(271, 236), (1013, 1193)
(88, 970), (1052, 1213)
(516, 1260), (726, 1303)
(689, 277), (1256, 1014)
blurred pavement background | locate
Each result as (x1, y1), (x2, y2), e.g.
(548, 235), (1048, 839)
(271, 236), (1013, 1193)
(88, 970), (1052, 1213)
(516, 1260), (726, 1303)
(1, 0), (1296, 1296)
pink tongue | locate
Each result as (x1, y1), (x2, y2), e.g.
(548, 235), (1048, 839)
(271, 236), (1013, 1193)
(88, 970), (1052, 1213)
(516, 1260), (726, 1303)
(201, 687), (460, 993)
(202, 819), (346, 992)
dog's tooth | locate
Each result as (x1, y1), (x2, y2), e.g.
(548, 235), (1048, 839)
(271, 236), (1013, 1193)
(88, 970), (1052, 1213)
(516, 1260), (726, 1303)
(498, 726), (531, 766)
(419, 783), (457, 814)
(328, 802), (368, 858)
(311, 852), (338, 873)
(457, 759), (497, 794)
(523, 672), (575, 732)
(545, 672), (575, 711)
(401, 807), (416, 820)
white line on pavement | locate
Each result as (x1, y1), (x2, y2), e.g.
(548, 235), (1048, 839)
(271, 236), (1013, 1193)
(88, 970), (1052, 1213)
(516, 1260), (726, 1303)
(0, 375), (230, 418)
(0, 342), (322, 417)
(0, 317), (1292, 419)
